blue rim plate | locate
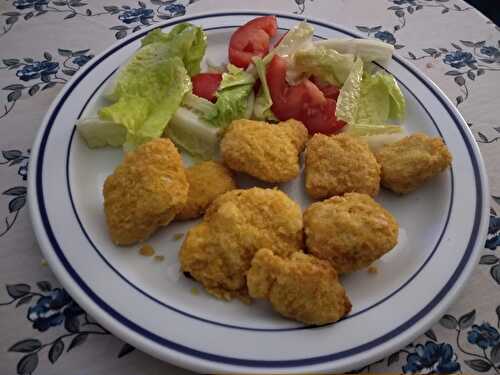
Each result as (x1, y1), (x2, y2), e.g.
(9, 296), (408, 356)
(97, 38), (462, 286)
(28, 11), (489, 374)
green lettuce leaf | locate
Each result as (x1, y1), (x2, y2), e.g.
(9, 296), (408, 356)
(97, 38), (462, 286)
(182, 92), (216, 116)
(141, 23), (207, 76)
(344, 123), (402, 136)
(203, 64), (255, 128)
(261, 21), (314, 65)
(356, 72), (406, 124)
(166, 107), (221, 160)
(292, 46), (355, 86)
(99, 47), (191, 149)
(314, 38), (394, 66)
(77, 118), (126, 148)
(252, 57), (277, 121)
(336, 57), (364, 124)
(336, 58), (406, 130)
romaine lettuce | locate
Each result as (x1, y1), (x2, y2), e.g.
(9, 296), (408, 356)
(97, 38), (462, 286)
(292, 46), (355, 86)
(166, 107), (220, 160)
(252, 57), (277, 121)
(314, 38), (394, 66)
(335, 57), (364, 125)
(203, 64), (255, 128)
(77, 118), (126, 148)
(99, 48), (191, 149)
(141, 23), (207, 76)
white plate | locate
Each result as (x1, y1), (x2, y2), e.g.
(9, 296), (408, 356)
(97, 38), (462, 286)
(28, 11), (489, 374)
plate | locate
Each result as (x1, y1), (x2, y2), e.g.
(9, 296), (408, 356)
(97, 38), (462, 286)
(28, 11), (489, 374)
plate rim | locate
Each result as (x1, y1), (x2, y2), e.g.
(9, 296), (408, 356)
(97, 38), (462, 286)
(28, 10), (490, 373)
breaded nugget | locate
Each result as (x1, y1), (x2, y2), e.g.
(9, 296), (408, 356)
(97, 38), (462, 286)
(220, 119), (308, 183)
(179, 188), (303, 301)
(247, 248), (351, 325)
(305, 133), (380, 200)
(103, 138), (188, 245)
(177, 161), (236, 220)
(376, 132), (452, 194)
(304, 193), (398, 274)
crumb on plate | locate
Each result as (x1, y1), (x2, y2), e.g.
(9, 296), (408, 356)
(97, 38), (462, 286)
(139, 244), (155, 257)
(172, 233), (184, 241)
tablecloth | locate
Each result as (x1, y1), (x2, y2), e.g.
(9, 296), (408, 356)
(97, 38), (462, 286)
(0, 0), (499, 373)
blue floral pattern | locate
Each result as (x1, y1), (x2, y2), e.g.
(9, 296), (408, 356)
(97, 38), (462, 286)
(1, 0), (196, 40)
(1, 282), (135, 373)
(468, 323), (500, 349)
(14, 0), (49, 10)
(387, 0), (472, 33)
(108, 0), (195, 40)
(1, 48), (93, 120)
(0, 149), (29, 238)
(407, 39), (500, 106)
(403, 341), (460, 373)
(118, 8), (154, 24)
(16, 60), (59, 81)
(355, 26), (404, 49)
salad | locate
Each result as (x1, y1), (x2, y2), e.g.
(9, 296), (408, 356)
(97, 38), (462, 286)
(78, 16), (407, 159)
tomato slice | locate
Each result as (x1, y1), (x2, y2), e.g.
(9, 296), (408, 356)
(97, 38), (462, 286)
(228, 16), (278, 69)
(191, 73), (222, 102)
(310, 76), (341, 101)
(267, 55), (345, 135)
(304, 99), (345, 134)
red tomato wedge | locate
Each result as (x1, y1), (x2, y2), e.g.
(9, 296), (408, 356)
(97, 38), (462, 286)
(266, 55), (345, 134)
(191, 73), (222, 102)
(229, 16), (278, 69)
(310, 76), (341, 101)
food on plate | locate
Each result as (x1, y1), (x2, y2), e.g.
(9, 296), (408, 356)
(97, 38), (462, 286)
(79, 16), (408, 161)
(177, 161), (237, 220)
(78, 23), (206, 150)
(191, 72), (222, 102)
(247, 248), (351, 325)
(179, 188), (303, 301)
(375, 132), (452, 194)
(87, 16), (444, 324)
(103, 138), (188, 245)
(229, 15), (278, 69)
(221, 119), (308, 183)
(305, 133), (380, 200)
(139, 244), (155, 257)
(266, 54), (345, 135)
(304, 193), (399, 274)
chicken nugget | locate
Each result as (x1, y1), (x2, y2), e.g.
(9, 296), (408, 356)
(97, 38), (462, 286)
(304, 193), (398, 274)
(376, 132), (452, 194)
(103, 138), (188, 245)
(305, 133), (380, 200)
(220, 119), (308, 183)
(177, 161), (236, 220)
(247, 248), (351, 325)
(179, 188), (303, 301)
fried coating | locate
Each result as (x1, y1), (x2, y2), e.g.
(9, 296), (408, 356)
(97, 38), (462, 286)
(103, 138), (188, 245)
(177, 161), (236, 220)
(220, 119), (308, 183)
(304, 193), (398, 274)
(247, 248), (351, 325)
(375, 132), (452, 194)
(305, 133), (381, 200)
(179, 188), (303, 301)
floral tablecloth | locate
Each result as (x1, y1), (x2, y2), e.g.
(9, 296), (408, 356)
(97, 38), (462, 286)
(0, 0), (499, 374)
